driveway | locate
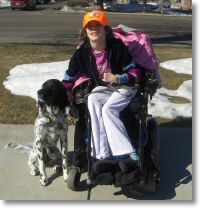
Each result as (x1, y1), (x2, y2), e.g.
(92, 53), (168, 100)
(0, 124), (192, 200)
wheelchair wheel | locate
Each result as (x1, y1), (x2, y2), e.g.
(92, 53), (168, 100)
(147, 117), (160, 169)
(146, 118), (160, 191)
(67, 167), (81, 191)
(146, 169), (156, 192)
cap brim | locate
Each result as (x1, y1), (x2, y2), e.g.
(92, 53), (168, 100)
(84, 19), (106, 27)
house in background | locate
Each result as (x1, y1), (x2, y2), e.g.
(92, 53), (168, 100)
(171, 0), (192, 9)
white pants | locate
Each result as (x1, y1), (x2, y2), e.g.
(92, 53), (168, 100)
(87, 86), (137, 160)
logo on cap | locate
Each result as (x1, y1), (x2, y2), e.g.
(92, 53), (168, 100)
(89, 12), (99, 17)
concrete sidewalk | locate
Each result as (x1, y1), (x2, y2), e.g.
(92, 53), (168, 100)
(0, 124), (192, 200)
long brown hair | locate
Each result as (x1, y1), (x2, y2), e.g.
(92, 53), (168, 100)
(79, 25), (114, 43)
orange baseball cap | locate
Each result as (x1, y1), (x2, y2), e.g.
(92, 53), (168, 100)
(83, 10), (109, 28)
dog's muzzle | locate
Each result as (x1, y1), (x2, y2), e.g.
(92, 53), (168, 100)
(36, 100), (45, 109)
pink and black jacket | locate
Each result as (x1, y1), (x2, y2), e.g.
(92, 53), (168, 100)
(63, 37), (141, 88)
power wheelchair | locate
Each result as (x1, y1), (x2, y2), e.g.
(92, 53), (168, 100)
(66, 71), (160, 197)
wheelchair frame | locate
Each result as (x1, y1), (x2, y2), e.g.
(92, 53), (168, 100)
(67, 72), (160, 199)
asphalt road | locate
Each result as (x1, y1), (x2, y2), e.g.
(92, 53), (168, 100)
(0, 7), (192, 45)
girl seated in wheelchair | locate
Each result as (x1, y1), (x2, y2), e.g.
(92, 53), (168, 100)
(63, 10), (141, 164)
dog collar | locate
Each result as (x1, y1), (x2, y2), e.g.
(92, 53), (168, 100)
(47, 115), (53, 123)
(36, 102), (56, 124)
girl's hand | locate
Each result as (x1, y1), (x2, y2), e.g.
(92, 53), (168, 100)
(102, 72), (118, 83)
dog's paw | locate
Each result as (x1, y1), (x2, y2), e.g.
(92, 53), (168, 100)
(30, 168), (39, 176)
(53, 165), (62, 174)
(40, 176), (49, 186)
(63, 173), (68, 182)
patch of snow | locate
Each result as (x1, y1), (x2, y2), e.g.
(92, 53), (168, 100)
(0, 0), (10, 8)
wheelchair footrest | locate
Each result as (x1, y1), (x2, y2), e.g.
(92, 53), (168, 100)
(90, 159), (141, 186)
(114, 168), (141, 187)
(91, 172), (115, 185)
(93, 159), (118, 174)
(90, 159), (118, 185)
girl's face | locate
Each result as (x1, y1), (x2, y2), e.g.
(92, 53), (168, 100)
(85, 21), (106, 42)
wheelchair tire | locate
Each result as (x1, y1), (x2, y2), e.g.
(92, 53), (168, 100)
(146, 169), (156, 192)
(147, 117), (160, 169)
(67, 167), (81, 191)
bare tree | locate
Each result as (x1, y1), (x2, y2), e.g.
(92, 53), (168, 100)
(143, 0), (147, 12)
(160, 0), (164, 15)
(96, 0), (104, 9)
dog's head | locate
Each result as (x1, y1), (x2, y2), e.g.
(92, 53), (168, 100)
(37, 79), (69, 110)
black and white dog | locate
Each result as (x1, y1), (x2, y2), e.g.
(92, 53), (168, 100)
(28, 79), (69, 186)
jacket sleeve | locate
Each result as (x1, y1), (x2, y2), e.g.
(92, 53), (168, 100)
(63, 49), (80, 83)
(62, 50), (81, 91)
(118, 39), (141, 84)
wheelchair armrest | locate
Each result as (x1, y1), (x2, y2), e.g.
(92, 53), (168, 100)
(125, 94), (146, 114)
(141, 72), (159, 100)
(69, 102), (87, 119)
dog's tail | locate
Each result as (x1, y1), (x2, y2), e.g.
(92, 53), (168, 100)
(5, 142), (33, 154)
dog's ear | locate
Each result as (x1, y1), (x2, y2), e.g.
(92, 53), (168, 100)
(37, 89), (44, 100)
(56, 83), (70, 110)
